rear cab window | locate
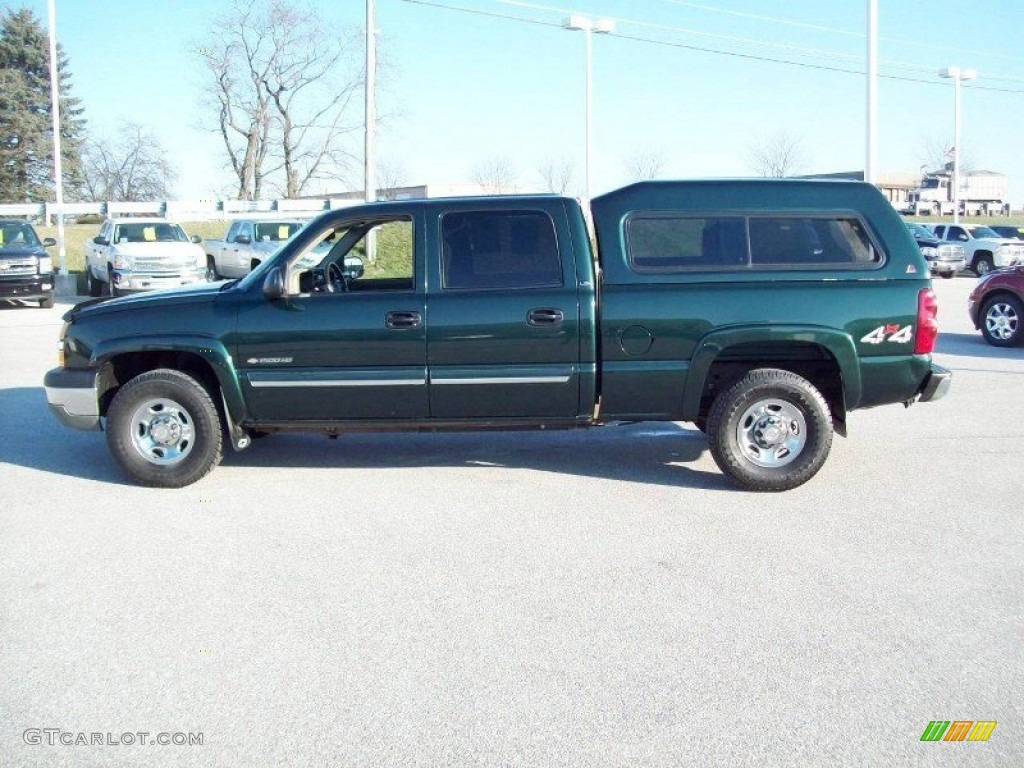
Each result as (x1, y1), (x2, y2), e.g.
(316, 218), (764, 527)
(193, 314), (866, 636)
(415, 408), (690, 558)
(626, 213), (883, 272)
(441, 210), (562, 290)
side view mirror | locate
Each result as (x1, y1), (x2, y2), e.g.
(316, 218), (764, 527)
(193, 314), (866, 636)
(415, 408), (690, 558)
(42, 237), (56, 247)
(93, 236), (109, 246)
(235, 235), (252, 245)
(263, 267), (285, 300)
(343, 256), (364, 280)
(190, 234), (202, 244)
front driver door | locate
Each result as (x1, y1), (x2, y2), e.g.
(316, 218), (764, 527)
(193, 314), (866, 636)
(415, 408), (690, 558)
(234, 214), (428, 422)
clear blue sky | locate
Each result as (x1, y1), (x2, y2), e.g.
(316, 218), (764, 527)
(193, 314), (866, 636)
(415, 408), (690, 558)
(26, 0), (1024, 203)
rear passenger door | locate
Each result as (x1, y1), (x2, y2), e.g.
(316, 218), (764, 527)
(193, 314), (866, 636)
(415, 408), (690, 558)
(426, 204), (581, 419)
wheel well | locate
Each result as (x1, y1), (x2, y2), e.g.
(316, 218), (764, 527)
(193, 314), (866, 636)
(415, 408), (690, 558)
(974, 250), (993, 262)
(697, 342), (846, 434)
(99, 351), (221, 417)
(980, 290), (1023, 309)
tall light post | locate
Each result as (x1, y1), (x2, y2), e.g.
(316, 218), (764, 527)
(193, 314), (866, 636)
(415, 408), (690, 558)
(365, 0), (377, 204)
(865, 0), (877, 184)
(562, 15), (614, 210)
(938, 66), (977, 224)
(47, 0), (70, 290)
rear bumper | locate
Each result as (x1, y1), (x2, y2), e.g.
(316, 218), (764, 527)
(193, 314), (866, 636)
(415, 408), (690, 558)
(44, 368), (101, 431)
(917, 363), (952, 403)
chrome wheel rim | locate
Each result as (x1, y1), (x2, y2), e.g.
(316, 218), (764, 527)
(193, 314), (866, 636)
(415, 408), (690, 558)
(985, 302), (1019, 341)
(736, 398), (807, 468)
(976, 260), (992, 276)
(129, 397), (195, 465)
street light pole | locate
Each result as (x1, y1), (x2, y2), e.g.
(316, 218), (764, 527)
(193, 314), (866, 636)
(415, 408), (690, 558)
(865, 0), (877, 184)
(365, 0), (377, 204)
(939, 66), (977, 224)
(563, 16), (614, 211)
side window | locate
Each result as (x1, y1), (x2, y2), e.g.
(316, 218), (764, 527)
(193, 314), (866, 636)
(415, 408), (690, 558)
(749, 217), (879, 266)
(441, 210), (562, 290)
(288, 217), (414, 294)
(239, 222), (254, 242)
(627, 216), (747, 271)
(948, 226), (968, 241)
(933, 226), (945, 240)
(226, 222), (241, 242)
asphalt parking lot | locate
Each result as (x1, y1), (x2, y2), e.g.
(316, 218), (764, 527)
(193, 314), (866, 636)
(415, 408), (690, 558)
(1, 276), (1021, 767)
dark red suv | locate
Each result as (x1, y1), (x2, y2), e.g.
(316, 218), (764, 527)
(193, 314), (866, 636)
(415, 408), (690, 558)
(969, 266), (1024, 346)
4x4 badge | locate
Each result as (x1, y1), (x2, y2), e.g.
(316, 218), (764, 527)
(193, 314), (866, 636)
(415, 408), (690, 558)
(861, 325), (913, 344)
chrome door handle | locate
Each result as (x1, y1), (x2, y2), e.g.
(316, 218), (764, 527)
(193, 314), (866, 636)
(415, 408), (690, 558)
(527, 308), (563, 326)
(386, 311), (422, 329)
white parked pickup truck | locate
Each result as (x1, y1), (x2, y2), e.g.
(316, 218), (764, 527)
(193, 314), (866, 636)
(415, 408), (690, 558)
(204, 219), (304, 280)
(930, 223), (1024, 276)
(85, 218), (207, 297)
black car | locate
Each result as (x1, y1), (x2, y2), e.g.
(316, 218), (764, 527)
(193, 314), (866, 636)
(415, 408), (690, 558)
(0, 220), (56, 308)
(905, 222), (965, 279)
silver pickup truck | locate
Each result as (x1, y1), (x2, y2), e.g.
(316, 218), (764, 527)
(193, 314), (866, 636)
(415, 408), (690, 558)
(204, 219), (304, 280)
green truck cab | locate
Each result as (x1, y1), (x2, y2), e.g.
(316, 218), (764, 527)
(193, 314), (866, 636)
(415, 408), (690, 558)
(44, 180), (950, 491)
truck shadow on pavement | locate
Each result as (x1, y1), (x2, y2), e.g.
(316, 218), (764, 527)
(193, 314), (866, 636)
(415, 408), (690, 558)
(935, 332), (1024, 365)
(221, 422), (730, 490)
(2, 386), (729, 490)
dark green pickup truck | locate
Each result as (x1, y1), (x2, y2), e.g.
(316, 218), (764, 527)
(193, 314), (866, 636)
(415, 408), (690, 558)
(44, 180), (950, 491)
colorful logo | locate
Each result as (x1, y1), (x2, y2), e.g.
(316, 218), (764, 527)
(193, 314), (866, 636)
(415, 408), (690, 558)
(921, 721), (997, 742)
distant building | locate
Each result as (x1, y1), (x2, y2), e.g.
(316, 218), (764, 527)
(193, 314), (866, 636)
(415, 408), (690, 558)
(800, 171), (921, 207)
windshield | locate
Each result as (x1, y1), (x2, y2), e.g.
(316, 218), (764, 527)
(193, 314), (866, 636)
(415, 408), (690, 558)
(0, 221), (41, 247)
(113, 222), (188, 243)
(906, 223), (933, 238)
(968, 226), (1000, 239)
(992, 226), (1024, 240)
(255, 222), (303, 242)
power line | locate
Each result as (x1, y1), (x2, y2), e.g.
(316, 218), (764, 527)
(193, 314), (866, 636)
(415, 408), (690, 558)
(399, 0), (1024, 94)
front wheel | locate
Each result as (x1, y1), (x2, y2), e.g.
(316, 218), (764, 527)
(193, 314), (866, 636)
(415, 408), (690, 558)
(974, 255), (994, 276)
(106, 369), (223, 487)
(38, 295), (55, 309)
(206, 257), (220, 282)
(706, 369), (833, 492)
(940, 272), (955, 279)
(87, 267), (102, 297)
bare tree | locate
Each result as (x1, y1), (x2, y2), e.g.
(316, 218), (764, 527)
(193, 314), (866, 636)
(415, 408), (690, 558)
(82, 121), (177, 201)
(624, 148), (666, 181)
(376, 158), (407, 200)
(919, 135), (973, 175)
(472, 157), (517, 194)
(537, 158), (574, 194)
(747, 132), (807, 178)
(198, 0), (363, 199)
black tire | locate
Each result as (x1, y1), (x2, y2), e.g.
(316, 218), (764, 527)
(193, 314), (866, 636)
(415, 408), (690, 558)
(973, 255), (994, 276)
(87, 267), (102, 297)
(39, 295), (55, 309)
(106, 369), (223, 487)
(940, 272), (955, 279)
(107, 267), (119, 297)
(206, 256), (220, 282)
(706, 368), (832, 492)
(980, 294), (1023, 347)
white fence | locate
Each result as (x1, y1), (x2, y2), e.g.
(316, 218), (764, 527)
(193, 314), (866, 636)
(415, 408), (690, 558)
(1, 198), (360, 224)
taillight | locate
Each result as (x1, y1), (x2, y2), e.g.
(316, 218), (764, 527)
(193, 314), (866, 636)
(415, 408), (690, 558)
(914, 288), (939, 354)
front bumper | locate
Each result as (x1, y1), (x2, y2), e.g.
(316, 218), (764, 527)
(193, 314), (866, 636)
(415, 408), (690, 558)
(44, 368), (101, 431)
(0, 275), (54, 301)
(917, 363), (952, 403)
(927, 258), (966, 275)
(111, 269), (206, 293)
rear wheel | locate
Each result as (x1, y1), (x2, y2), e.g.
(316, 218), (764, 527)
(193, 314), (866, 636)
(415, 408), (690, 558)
(980, 295), (1023, 347)
(106, 369), (223, 487)
(707, 368), (832, 492)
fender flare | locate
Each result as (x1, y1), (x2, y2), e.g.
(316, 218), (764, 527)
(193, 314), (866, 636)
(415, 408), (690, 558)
(91, 335), (246, 425)
(680, 325), (862, 419)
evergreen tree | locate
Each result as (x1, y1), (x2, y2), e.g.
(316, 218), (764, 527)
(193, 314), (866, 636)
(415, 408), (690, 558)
(0, 7), (85, 202)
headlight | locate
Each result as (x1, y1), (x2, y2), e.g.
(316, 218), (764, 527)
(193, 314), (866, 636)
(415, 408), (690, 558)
(112, 250), (133, 270)
(920, 247), (937, 258)
(38, 256), (52, 273)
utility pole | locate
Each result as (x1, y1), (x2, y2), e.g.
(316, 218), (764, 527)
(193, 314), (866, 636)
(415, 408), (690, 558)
(865, 0), (877, 184)
(47, 0), (73, 295)
(365, 0), (376, 204)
